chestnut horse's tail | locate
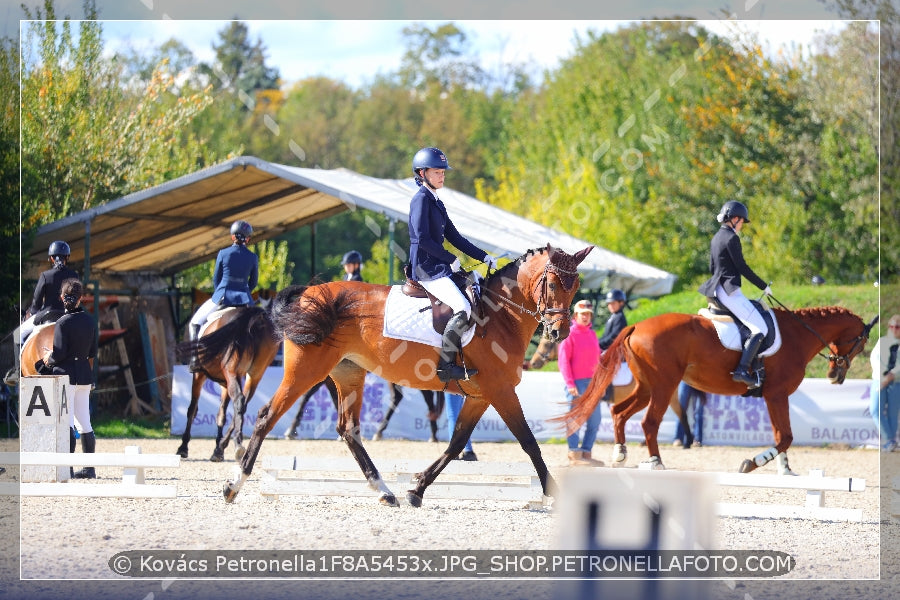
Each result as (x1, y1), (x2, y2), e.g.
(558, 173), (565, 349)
(557, 324), (634, 436)
(272, 283), (359, 346)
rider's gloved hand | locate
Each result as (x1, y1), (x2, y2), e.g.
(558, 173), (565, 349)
(485, 254), (498, 270)
(450, 257), (462, 272)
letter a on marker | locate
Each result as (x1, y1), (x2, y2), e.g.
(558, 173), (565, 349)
(58, 386), (68, 422)
(27, 385), (51, 417)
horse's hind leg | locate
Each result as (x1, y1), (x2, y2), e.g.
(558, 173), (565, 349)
(176, 373), (204, 458)
(609, 382), (653, 467)
(331, 362), (398, 507)
(422, 389), (439, 443)
(638, 382), (678, 470)
(210, 387), (231, 462)
(409, 397), (489, 507)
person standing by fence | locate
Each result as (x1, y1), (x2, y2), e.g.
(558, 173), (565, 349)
(871, 314), (900, 452)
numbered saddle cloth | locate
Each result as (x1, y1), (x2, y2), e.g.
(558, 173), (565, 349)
(382, 285), (476, 348)
(698, 307), (783, 357)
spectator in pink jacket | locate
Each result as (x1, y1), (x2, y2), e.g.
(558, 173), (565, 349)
(558, 300), (604, 466)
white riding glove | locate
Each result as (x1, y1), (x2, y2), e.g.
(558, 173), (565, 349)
(485, 254), (498, 270)
(450, 257), (462, 272)
(763, 285), (773, 296)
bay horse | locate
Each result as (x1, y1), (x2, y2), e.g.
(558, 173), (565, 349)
(176, 306), (280, 462)
(565, 305), (877, 472)
(223, 244), (593, 506)
(527, 336), (694, 445)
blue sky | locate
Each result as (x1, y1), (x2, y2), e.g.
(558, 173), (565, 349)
(25, 17), (854, 90)
(9, 1), (857, 89)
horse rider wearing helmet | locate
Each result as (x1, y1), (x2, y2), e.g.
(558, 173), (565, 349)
(407, 146), (498, 382)
(188, 220), (259, 371)
(598, 289), (628, 351)
(341, 250), (363, 282)
(698, 201), (772, 388)
(17, 240), (80, 351)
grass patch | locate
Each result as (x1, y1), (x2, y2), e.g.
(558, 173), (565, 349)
(92, 413), (171, 438)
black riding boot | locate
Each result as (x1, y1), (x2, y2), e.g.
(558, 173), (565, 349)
(72, 431), (96, 479)
(69, 427), (77, 478)
(437, 311), (478, 382)
(732, 333), (764, 388)
(189, 324), (201, 372)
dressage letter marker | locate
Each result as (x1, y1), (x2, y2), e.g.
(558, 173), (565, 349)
(19, 376), (72, 482)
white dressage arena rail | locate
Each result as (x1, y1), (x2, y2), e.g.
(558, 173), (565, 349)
(713, 468), (865, 522)
(0, 446), (180, 498)
(258, 455), (546, 508)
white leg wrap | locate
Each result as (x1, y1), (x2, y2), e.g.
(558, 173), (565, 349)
(775, 452), (797, 476)
(612, 443), (627, 466)
(753, 446), (778, 467)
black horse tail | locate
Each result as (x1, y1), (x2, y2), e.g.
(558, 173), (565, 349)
(177, 306), (273, 367)
(273, 283), (359, 346)
(552, 324), (634, 435)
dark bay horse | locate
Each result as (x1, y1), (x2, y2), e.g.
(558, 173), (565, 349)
(176, 306), (280, 462)
(283, 378), (445, 442)
(224, 244), (593, 506)
(565, 306), (877, 472)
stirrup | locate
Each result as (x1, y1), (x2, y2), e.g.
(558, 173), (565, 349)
(731, 369), (761, 388)
(436, 362), (477, 382)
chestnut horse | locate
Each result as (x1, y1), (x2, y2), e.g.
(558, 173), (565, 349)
(565, 306), (877, 472)
(20, 323), (61, 377)
(223, 244), (593, 506)
(527, 336), (694, 445)
(176, 306), (281, 461)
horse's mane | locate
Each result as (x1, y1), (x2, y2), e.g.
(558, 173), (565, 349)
(486, 245), (579, 291)
(789, 305), (859, 320)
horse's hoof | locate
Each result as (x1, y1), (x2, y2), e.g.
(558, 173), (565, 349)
(639, 456), (665, 470)
(612, 443), (627, 466)
(379, 494), (400, 507)
(223, 482), (238, 503)
(372, 432), (382, 441)
(175, 448), (188, 459)
(406, 491), (423, 508)
(738, 459), (755, 473)
(209, 452), (225, 463)
(428, 435), (438, 443)
(234, 445), (246, 460)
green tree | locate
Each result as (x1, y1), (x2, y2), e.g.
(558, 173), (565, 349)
(20, 0), (214, 229)
(0, 34), (20, 331)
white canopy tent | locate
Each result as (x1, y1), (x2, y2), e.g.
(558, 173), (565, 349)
(28, 156), (676, 297)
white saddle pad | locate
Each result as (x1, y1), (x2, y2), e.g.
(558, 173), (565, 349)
(382, 285), (476, 349)
(698, 308), (782, 357)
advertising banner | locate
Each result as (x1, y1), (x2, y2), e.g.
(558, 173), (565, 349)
(170, 367), (877, 448)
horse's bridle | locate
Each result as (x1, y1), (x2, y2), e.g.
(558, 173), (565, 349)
(483, 258), (577, 337)
(767, 295), (876, 372)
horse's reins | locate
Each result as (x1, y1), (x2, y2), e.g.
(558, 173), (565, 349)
(765, 293), (871, 367)
(480, 260), (575, 334)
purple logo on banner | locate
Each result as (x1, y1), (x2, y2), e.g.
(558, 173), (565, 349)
(702, 394), (774, 445)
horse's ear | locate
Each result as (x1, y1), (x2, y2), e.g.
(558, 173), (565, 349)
(573, 246), (594, 266)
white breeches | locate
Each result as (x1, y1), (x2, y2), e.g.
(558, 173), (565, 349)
(419, 277), (471, 316)
(70, 384), (93, 434)
(715, 284), (767, 337)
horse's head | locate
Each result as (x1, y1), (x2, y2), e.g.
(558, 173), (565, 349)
(528, 244), (594, 342)
(826, 314), (878, 384)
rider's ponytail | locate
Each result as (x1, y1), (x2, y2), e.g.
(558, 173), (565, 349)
(60, 278), (84, 312)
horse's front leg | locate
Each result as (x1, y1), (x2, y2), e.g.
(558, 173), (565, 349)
(176, 373), (204, 458)
(739, 393), (795, 474)
(408, 397), (489, 507)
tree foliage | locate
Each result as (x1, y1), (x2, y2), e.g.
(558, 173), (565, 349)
(16, 11), (886, 319)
